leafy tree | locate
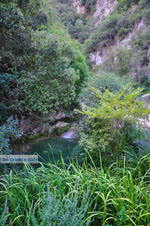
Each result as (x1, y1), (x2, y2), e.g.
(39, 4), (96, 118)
(0, 0), (89, 120)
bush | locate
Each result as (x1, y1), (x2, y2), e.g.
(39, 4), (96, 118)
(81, 0), (97, 14)
(101, 46), (132, 76)
(48, 0), (92, 44)
(0, 116), (22, 154)
(0, 73), (17, 123)
(78, 85), (150, 165)
(79, 71), (129, 107)
(143, 8), (150, 25)
(129, 28), (150, 82)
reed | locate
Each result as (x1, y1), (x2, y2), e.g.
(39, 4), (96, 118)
(0, 155), (150, 225)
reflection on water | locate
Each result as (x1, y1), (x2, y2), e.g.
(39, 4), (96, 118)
(13, 137), (81, 164)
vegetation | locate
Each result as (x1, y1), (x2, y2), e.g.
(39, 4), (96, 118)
(79, 71), (130, 106)
(85, 0), (150, 52)
(53, 0), (150, 82)
(0, 117), (22, 154)
(52, 123), (72, 136)
(81, 0), (97, 14)
(79, 85), (150, 165)
(1, 156), (150, 225)
(1, 0), (150, 226)
(83, 0), (150, 81)
(0, 0), (89, 123)
(49, 0), (96, 44)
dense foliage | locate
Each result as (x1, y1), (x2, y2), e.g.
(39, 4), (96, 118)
(49, 0), (95, 44)
(0, 73), (17, 122)
(51, 0), (150, 83)
(1, 1), (150, 226)
(0, 0), (89, 123)
(79, 85), (150, 165)
(0, 117), (22, 154)
(79, 71), (130, 106)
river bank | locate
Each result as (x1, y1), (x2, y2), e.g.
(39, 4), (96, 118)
(16, 111), (79, 143)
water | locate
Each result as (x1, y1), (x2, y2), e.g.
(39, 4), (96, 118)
(13, 136), (81, 164)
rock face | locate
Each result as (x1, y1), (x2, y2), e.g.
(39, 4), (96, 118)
(147, 46), (150, 59)
(73, 1), (149, 66)
(49, 122), (69, 134)
(90, 20), (147, 66)
(120, 20), (147, 49)
(42, 112), (67, 123)
(73, 0), (117, 20)
(89, 0), (118, 65)
(139, 94), (150, 123)
(93, 0), (118, 27)
(90, 47), (108, 65)
(19, 111), (75, 138)
(73, 0), (85, 14)
(140, 94), (150, 107)
(61, 123), (78, 139)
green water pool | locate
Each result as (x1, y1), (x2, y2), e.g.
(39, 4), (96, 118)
(13, 136), (81, 164)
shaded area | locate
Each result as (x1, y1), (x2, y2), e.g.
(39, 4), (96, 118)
(13, 136), (81, 164)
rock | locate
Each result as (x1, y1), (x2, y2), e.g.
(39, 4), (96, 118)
(147, 46), (150, 59)
(73, 0), (85, 14)
(54, 121), (68, 128)
(140, 94), (150, 106)
(51, 122), (71, 136)
(61, 124), (78, 139)
(139, 94), (150, 122)
(18, 109), (79, 141)
(41, 112), (67, 123)
(93, 0), (118, 27)
(138, 118), (150, 128)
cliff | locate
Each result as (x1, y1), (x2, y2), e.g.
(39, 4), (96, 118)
(73, 0), (150, 81)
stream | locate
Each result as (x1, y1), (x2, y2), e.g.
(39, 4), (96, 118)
(13, 126), (81, 164)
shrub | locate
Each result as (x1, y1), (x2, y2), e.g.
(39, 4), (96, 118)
(139, 0), (150, 8)
(48, 0), (92, 44)
(101, 46), (132, 76)
(0, 116), (22, 154)
(0, 73), (17, 123)
(37, 189), (91, 226)
(81, 0), (97, 14)
(78, 85), (150, 165)
(143, 8), (150, 25)
(79, 71), (129, 107)
(138, 75), (150, 92)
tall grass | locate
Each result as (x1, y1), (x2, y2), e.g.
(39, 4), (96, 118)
(0, 155), (150, 225)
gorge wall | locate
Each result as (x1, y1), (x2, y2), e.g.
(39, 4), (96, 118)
(73, 0), (150, 77)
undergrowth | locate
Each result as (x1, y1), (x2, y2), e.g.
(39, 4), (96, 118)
(1, 155), (150, 225)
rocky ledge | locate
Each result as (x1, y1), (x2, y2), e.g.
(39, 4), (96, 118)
(18, 111), (78, 142)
